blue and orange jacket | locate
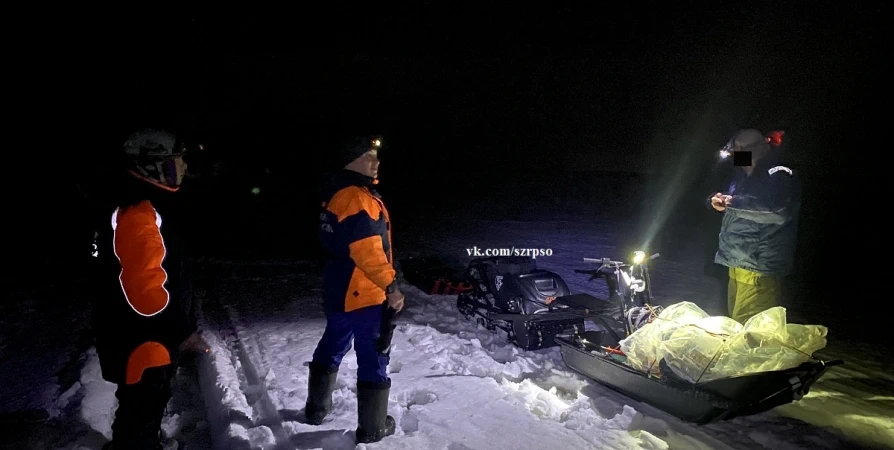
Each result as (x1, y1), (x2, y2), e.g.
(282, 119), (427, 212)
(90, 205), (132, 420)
(319, 169), (397, 312)
(89, 177), (196, 385)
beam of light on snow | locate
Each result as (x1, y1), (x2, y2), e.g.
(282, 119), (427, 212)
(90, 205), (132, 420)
(843, 414), (894, 429)
(635, 98), (725, 253)
(638, 145), (697, 251)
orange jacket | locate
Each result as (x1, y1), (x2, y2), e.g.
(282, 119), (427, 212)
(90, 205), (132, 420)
(319, 170), (396, 312)
(91, 187), (195, 385)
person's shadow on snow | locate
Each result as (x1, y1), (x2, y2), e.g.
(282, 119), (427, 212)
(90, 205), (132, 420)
(290, 428), (355, 450)
(280, 409), (354, 450)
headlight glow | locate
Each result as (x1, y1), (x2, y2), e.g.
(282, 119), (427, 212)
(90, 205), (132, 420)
(632, 251), (646, 265)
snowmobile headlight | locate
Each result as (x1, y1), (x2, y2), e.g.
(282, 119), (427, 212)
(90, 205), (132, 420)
(632, 251), (646, 265)
(372, 138), (382, 148)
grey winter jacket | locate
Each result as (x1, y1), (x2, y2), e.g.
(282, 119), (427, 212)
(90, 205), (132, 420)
(708, 153), (801, 276)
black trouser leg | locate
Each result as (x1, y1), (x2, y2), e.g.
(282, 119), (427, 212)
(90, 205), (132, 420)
(110, 365), (174, 450)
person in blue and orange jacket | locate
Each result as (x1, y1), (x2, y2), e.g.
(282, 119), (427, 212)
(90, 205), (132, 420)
(305, 135), (405, 444)
(87, 128), (209, 450)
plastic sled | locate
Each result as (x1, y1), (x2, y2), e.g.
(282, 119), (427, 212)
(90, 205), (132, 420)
(556, 329), (843, 424)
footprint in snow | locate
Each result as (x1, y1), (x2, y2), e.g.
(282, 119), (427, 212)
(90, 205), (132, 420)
(401, 410), (419, 433)
(398, 389), (439, 409)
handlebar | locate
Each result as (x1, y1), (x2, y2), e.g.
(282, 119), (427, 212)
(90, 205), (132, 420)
(583, 257), (624, 265)
(583, 253), (660, 266)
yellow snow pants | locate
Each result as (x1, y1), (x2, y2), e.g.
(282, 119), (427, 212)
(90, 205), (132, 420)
(727, 267), (782, 323)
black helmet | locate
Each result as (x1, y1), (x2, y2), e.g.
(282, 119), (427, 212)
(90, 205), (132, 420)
(122, 128), (197, 191)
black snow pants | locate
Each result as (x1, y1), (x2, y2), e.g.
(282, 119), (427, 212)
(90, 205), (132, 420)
(109, 365), (175, 450)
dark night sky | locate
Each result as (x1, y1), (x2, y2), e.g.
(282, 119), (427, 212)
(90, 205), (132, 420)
(37, 4), (878, 167)
(51, 4), (878, 177)
(13, 4), (886, 292)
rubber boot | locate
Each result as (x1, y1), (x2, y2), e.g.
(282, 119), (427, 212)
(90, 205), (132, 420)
(355, 379), (396, 444)
(304, 362), (338, 425)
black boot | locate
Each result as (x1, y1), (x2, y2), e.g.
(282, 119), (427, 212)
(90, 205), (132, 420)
(355, 379), (396, 444)
(304, 362), (338, 425)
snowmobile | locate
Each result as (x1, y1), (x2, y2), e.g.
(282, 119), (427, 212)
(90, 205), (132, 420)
(453, 251), (656, 351)
(453, 252), (843, 424)
(455, 255), (584, 351)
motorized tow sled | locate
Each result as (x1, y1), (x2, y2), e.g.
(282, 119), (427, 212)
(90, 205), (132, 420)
(402, 252), (842, 424)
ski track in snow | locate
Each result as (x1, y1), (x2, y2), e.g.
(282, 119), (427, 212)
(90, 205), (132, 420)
(4, 218), (892, 449)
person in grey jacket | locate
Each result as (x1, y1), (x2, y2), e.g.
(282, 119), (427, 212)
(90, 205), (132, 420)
(708, 128), (801, 323)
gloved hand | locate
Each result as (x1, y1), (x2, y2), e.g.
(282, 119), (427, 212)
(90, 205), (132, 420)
(376, 305), (400, 354)
(386, 287), (405, 312)
(179, 331), (211, 354)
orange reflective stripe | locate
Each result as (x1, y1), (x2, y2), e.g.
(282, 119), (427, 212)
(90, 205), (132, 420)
(326, 186), (382, 223)
(112, 201), (170, 316)
(125, 341), (171, 384)
(349, 236), (396, 290)
(127, 169), (180, 192)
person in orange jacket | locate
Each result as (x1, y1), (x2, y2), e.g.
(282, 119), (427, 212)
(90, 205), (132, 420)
(87, 128), (208, 450)
(305, 135), (405, 444)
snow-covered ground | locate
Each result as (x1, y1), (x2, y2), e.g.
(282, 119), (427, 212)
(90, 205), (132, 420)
(3, 217), (892, 449)
(0, 275), (211, 449)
